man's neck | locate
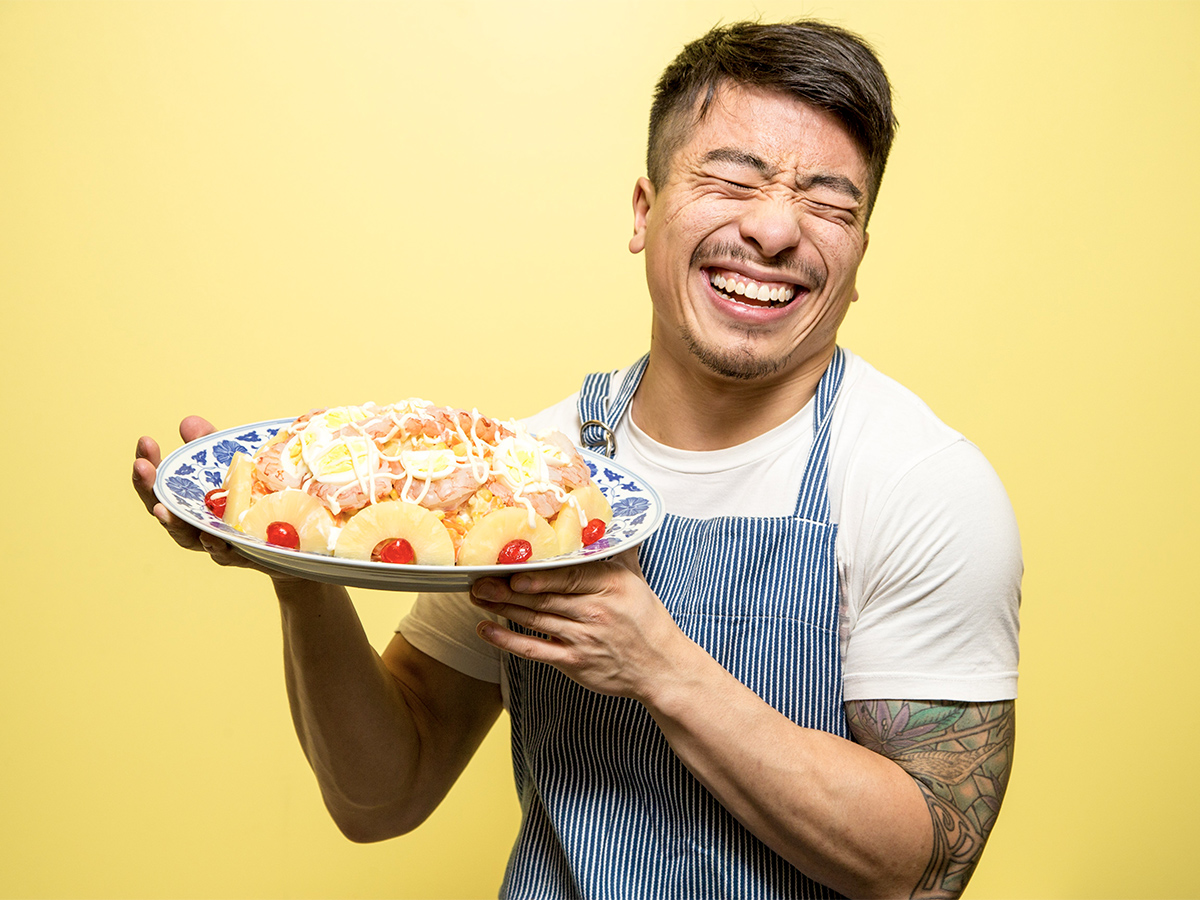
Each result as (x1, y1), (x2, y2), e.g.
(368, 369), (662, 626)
(630, 344), (835, 451)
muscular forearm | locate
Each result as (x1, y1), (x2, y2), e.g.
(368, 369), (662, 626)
(276, 578), (502, 843)
(640, 634), (931, 898)
(276, 578), (425, 841)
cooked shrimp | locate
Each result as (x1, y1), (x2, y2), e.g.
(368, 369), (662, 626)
(539, 430), (592, 490)
(486, 478), (566, 520)
(397, 462), (487, 512)
(306, 473), (395, 515)
(253, 437), (306, 493)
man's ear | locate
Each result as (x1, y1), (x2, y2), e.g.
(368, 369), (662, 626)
(850, 231), (869, 303)
(629, 177), (655, 254)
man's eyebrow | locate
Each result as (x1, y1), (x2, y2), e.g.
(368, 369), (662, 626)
(798, 173), (864, 203)
(701, 148), (777, 177)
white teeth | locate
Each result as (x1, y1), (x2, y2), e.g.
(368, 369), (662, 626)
(709, 271), (797, 307)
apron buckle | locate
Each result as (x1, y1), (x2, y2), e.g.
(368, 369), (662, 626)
(580, 419), (617, 458)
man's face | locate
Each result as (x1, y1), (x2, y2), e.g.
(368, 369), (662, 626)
(631, 83), (871, 383)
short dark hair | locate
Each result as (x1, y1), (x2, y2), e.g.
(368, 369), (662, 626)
(647, 20), (898, 221)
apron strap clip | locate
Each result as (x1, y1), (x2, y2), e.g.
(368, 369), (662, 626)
(580, 419), (617, 458)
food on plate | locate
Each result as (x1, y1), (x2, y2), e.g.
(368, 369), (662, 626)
(552, 481), (613, 555)
(216, 399), (611, 566)
(221, 452), (256, 527)
(203, 489), (226, 519)
(202, 451), (254, 526)
(239, 490), (335, 553)
(456, 507), (559, 567)
(334, 499), (455, 565)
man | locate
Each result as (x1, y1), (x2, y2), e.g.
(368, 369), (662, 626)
(134, 20), (1020, 899)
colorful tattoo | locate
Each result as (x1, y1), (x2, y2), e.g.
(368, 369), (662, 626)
(845, 699), (1015, 899)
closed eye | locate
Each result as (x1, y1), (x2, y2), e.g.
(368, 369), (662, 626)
(803, 198), (859, 225)
(806, 201), (854, 216)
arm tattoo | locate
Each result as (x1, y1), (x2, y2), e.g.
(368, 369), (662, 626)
(845, 699), (1015, 899)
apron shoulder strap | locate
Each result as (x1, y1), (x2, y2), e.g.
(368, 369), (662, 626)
(578, 354), (648, 458)
(794, 347), (847, 522)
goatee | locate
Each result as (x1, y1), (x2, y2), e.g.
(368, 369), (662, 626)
(681, 328), (790, 381)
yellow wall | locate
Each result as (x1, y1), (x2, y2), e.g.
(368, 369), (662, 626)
(3, 1), (1197, 896)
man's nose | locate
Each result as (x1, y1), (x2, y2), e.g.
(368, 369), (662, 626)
(738, 195), (803, 260)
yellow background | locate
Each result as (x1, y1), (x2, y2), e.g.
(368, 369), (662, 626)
(2, 1), (1197, 896)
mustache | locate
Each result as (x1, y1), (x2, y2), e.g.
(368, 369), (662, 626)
(691, 239), (825, 290)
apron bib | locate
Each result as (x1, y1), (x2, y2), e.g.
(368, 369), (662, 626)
(502, 350), (848, 900)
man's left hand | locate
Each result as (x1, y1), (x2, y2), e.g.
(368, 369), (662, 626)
(469, 550), (688, 701)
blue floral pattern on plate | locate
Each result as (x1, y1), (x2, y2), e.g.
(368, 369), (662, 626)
(153, 418), (665, 592)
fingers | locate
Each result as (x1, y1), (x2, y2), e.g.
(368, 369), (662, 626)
(470, 577), (595, 651)
(471, 552), (676, 699)
(133, 443), (203, 550)
(476, 619), (565, 663)
(179, 415), (216, 443)
(500, 553), (645, 606)
(134, 416), (301, 581)
(197, 532), (256, 569)
(131, 444), (162, 516)
(135, 434), (162, 468)
(469, 554), (644, 622)
(153, 499), (206, 550)
(470, 576), (576, 621)
(132, 415), (214, 516)
(505, 557), (624, 598)
(133, 418), (216, 551)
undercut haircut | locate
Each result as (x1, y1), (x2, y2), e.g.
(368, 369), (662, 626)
(648, 20), (898, 222)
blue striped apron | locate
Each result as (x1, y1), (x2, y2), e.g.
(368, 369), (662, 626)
(502, 350), (849, 900)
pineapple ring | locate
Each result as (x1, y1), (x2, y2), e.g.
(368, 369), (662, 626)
(239, 490), (334, 553)
(457, 507), (559, 567)
(334, 500), (455, 566)
(221, 452), (256, 528)
(552, 481), (614, 555)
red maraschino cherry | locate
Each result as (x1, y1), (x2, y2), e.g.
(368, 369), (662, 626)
(497, 539), (533, 565)
(266, 521), (300, 550)
(374, 538), (416, 565)
(581, 518), (606, 546)
(204, 489), (227, 519)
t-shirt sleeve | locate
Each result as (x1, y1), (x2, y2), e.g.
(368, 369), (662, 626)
(397, 591), (504, 684)
(840, 440), (1022, 702)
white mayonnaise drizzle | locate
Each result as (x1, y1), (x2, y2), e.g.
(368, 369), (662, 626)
(253, 401), (585, 538)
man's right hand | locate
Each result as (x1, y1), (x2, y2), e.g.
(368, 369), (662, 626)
(132, 415), (263, 572)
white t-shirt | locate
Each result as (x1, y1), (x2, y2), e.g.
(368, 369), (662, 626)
(399, 350), (1021, 702)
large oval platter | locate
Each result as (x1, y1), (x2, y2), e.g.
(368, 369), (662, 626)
(153, 418), (664, 592)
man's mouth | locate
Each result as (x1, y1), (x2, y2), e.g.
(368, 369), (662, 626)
(706, 268), (799, 309)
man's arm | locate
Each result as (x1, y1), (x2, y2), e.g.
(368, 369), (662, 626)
(278, 584), (502, 841)
(846, 699), (1015, 898)
(470, 552), (1014, 898)
(134, 421), (502, 842)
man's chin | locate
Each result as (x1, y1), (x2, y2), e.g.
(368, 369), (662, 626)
(683, 333), (788, 381)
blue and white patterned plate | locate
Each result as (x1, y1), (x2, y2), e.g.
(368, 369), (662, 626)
(153, 418), (665, 592)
